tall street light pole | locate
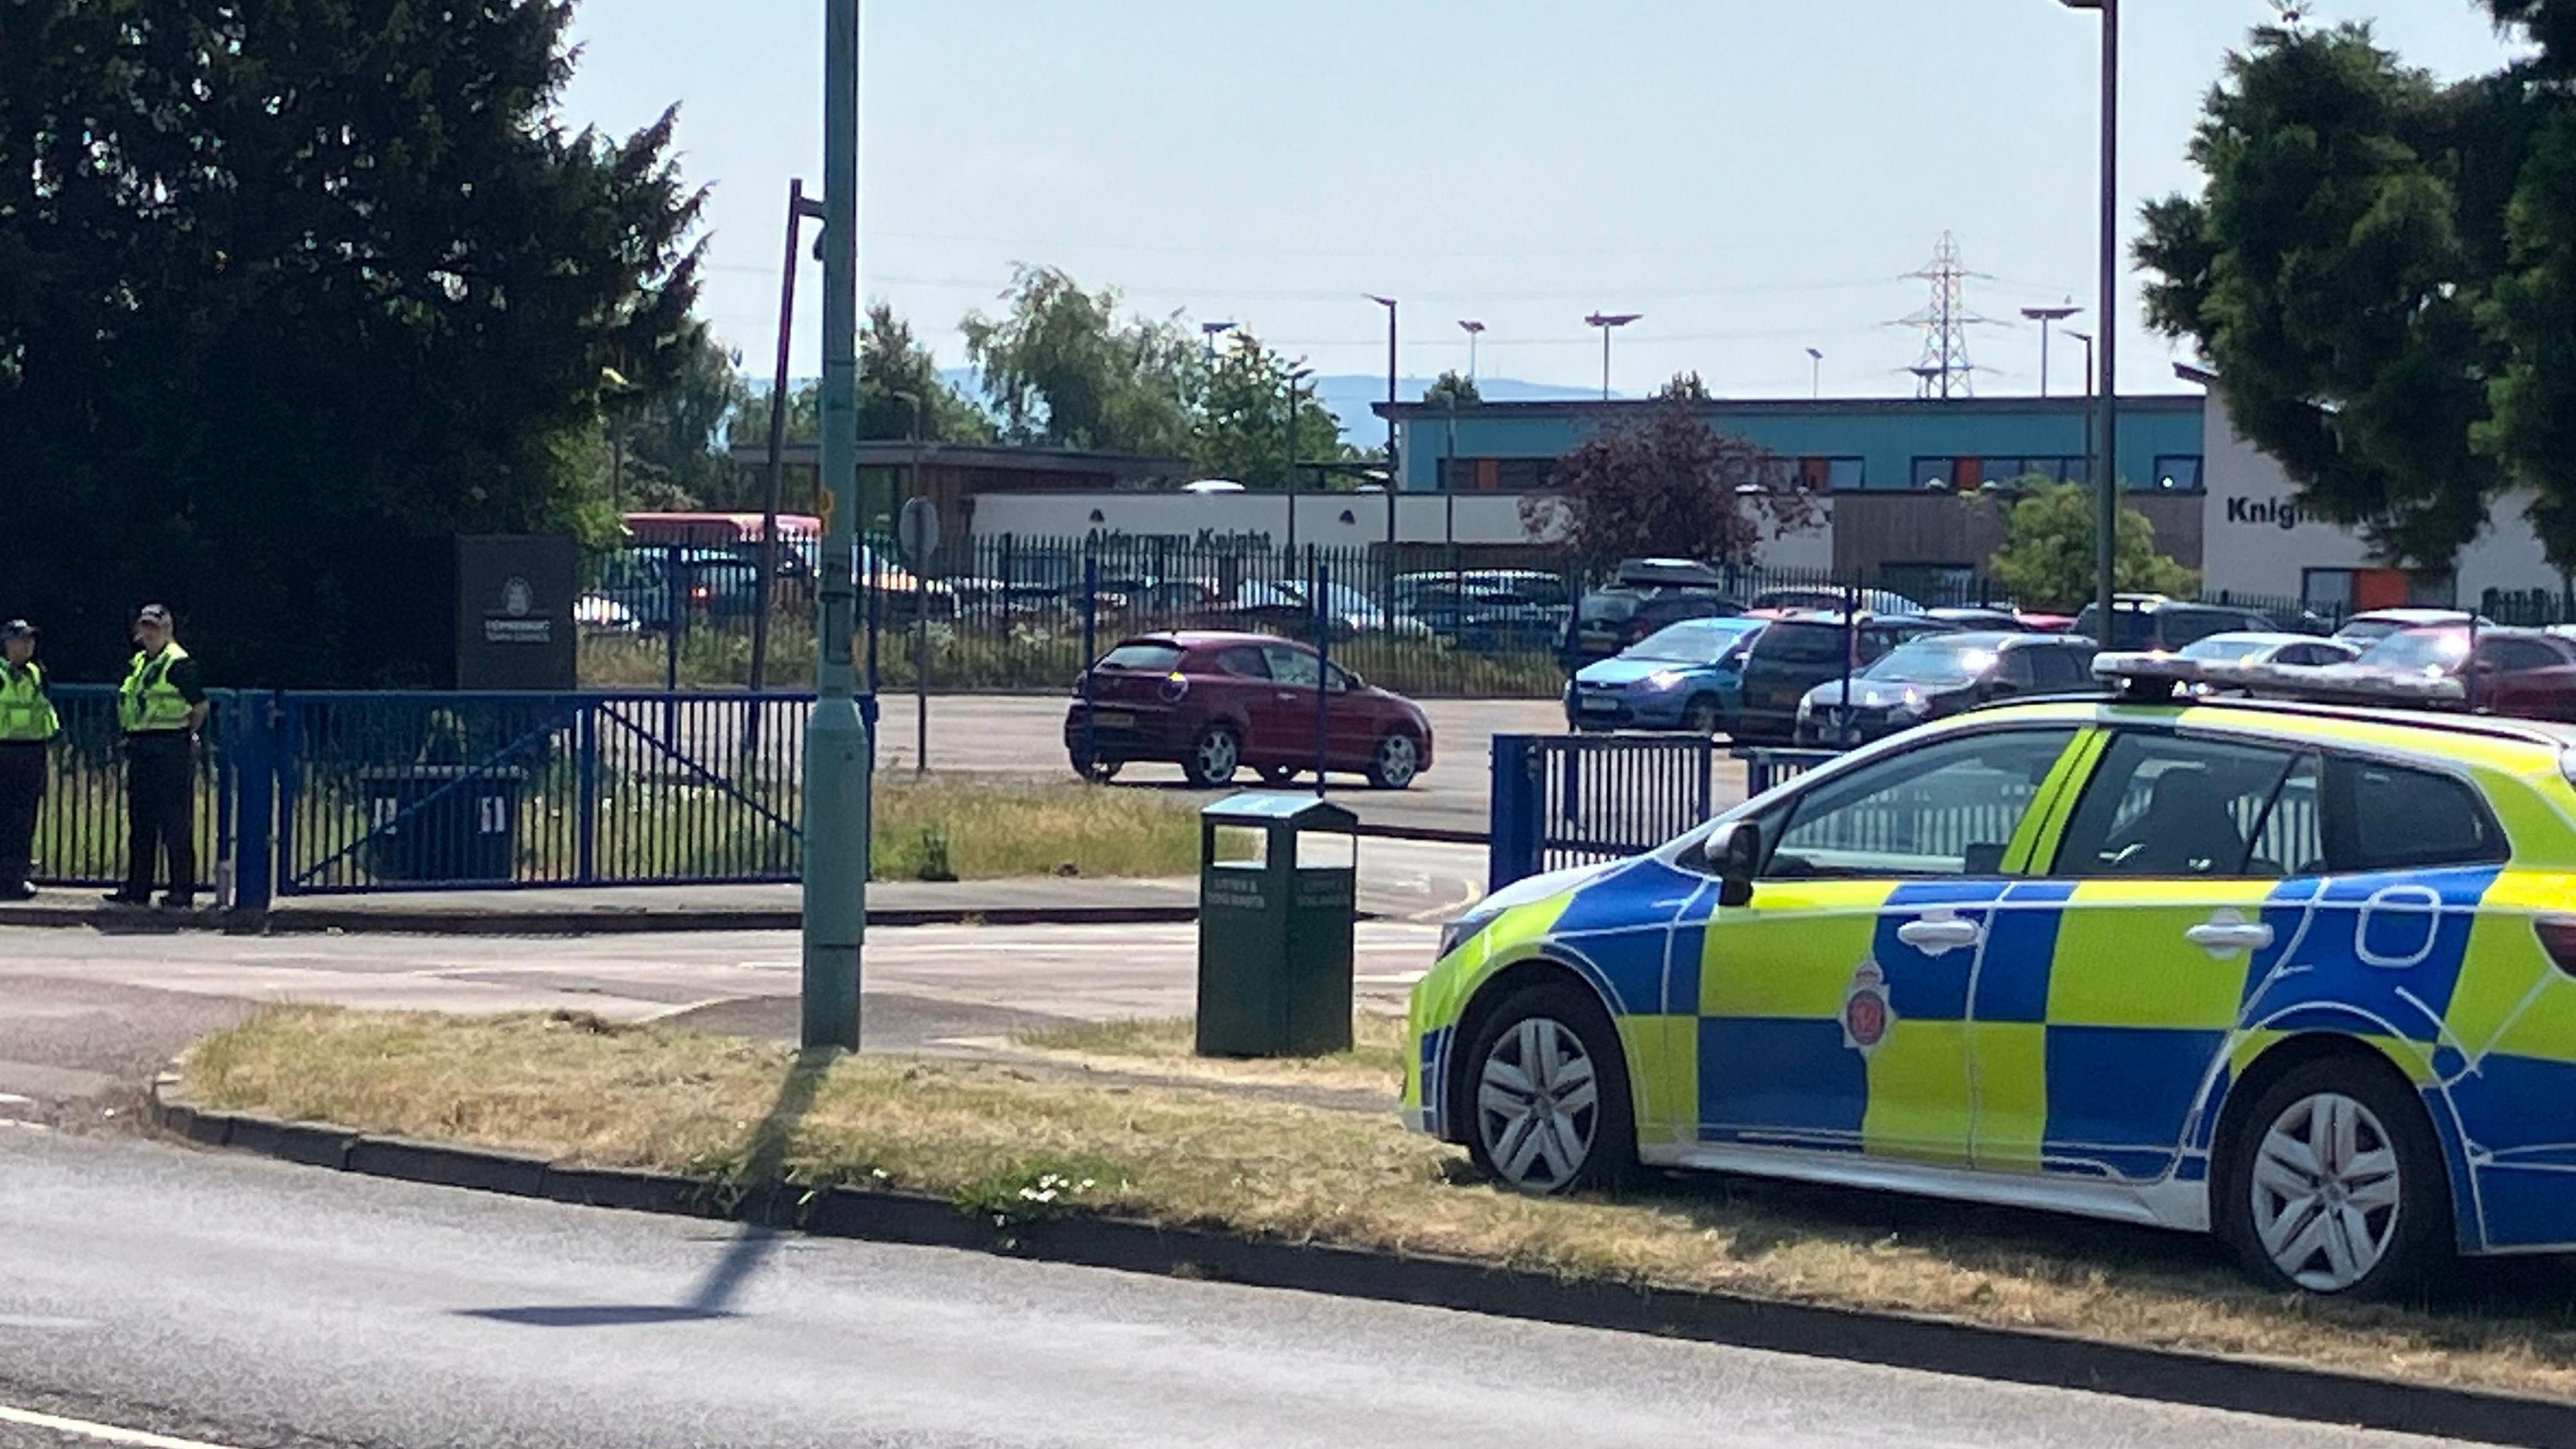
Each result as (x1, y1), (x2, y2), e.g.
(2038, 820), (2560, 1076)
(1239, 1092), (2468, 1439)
(1366, 295), (1399, 547)
(1200, 319), (1236, 364)
(1585, 312), (1640, 402)
(2061, 0), (2121, 639)
(2068, 329), (2098, 524)
(1458, 319), (1485, 383)
(1285, 366), (1312, 559)
(1806, 347), (1823, 400)
(2019, 304), (2080, 398)
(802, 0), (867, 1053)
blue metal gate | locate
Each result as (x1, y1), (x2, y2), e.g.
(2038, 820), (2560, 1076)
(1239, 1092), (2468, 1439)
(1485, 738), (1858, 890)
(30, 688), (866, 908)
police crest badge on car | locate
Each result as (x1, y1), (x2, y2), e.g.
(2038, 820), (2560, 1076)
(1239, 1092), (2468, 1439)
(1841, 959), (1893, 1054)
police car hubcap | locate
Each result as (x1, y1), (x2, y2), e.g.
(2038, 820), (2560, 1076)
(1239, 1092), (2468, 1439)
(2251, 1092), (2402, 1293)
(1478, 1018), (1597, 1189)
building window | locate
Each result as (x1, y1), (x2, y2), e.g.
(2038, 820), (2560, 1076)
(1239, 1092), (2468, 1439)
(1757, 455), (1864, 492)
(1495, 458), (1555, 492)
(2303, 567), (2457, 614)
(2149, 455), (2204, 492)
(1910, 455), (2089, 491)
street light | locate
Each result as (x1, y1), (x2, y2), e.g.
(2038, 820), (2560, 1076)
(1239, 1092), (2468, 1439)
(1200, 319), (1238, 364)
(2020, 304), (2081, 398)
(802, 0), (866, 1051)
(1366, 295), (1399, 546)
(2067, 329), (2099, 507)
(1584, 312), (1641, 401)
(1458, 319), (1486, 382)
(1806, 347), (1824, 400)
(2060, 0), (2121, 642)
(1285, 366), (1313, 559)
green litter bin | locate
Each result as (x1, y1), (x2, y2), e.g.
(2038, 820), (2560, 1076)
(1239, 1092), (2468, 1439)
(1195, 792), (1359, 1058)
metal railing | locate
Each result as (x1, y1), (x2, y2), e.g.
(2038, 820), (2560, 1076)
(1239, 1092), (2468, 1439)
(1736, 747), (1844, 797)
(1488, 733), (1718, 889)
(28, 688), (868, 907)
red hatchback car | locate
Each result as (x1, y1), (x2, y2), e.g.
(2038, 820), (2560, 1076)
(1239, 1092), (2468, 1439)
(1063, 631), (1435, 789)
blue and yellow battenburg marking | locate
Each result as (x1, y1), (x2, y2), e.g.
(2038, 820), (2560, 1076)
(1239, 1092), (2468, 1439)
(1404, 702), (2576, 1255)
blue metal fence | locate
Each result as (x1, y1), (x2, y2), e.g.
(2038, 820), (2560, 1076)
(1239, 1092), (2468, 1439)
(1487, 733), (1718, 890)
(29, 688), (867, 908)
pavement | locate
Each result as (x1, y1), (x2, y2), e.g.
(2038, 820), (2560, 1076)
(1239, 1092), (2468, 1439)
(0, 918), (1446, 1122)
(0, 1128), (2476, 1449)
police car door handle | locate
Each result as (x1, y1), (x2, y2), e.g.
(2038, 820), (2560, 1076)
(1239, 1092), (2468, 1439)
(2185, 920), (2274, 952)
(1895, 917), (1982, 951)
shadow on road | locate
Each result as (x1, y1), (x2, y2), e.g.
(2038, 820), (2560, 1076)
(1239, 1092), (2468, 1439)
(458, 1048), (835, 1329)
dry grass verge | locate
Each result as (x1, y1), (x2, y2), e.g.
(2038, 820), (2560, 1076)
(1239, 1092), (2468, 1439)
(868, 775), (1202, 880)
(1007, 1014), (1407, 1097)
(184, 1006), (2576, 1403)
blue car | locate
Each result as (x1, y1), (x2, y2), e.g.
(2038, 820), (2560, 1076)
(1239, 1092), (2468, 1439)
(1564, 616), (1768, 734)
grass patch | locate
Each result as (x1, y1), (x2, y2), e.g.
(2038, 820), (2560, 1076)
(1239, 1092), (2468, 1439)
(185, 1006), (2576, 1403)
(1010, 1014), (1409, 1097)
(869, 775), (1201, 880)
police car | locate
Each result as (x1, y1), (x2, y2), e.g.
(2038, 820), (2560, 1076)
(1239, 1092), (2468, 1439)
(1405, 653), (2576, 1295)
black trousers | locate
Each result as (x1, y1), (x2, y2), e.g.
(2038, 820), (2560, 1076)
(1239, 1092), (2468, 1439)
(123, 731), (195, 901)
(0, 741), (42, 891)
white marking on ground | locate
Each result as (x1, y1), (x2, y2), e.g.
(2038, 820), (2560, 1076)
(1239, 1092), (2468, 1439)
(0, 1404), (249, 1449)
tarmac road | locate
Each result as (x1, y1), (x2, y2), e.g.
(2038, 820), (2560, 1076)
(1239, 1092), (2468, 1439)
(869, 693), (1752, 835)
(0, 1129), (2471, 1449)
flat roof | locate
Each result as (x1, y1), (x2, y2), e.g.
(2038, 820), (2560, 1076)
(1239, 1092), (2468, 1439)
(727, 441), (1189, 476)
(1375, 393), (2204, 421)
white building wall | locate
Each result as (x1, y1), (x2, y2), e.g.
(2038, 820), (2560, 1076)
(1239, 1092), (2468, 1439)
(968, 490), (1836, 569)
(2196, 386), (2563, 604)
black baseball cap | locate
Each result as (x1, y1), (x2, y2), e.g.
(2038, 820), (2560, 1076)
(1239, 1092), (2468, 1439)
(0, 619), (32, 641)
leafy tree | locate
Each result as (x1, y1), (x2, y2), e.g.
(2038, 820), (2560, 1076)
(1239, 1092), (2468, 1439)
(960, 266), (1197, 455)
(1420, 370), (1480, 407)
(616, 326), (748, 510)
(1521, 398), (1819, 573)
(1984, 479), (2198, 610)
(0, 0), (702, 684)
(1188, 333), (1346, 490)
(2140, 4), (2576, 568)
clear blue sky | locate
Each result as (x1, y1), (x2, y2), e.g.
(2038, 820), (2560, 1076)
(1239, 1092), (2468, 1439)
(561, 1), (2522, 400)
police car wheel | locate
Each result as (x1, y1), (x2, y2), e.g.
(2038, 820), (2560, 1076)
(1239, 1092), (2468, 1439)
(2218, 1060), (2450, 1297)
(1463, 983), (1636, 1195)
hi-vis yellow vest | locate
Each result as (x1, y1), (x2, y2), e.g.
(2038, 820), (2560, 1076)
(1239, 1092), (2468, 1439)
(117, 644), (193, 733)
(0, 661), (56, 742)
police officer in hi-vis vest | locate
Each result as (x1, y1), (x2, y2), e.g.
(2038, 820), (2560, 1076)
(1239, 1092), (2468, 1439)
(107, 604), (209, 908)
(0, 619), (58, 901)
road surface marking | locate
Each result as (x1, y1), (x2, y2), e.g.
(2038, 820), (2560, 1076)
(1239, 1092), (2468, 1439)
(0, 1404), (249, 1449)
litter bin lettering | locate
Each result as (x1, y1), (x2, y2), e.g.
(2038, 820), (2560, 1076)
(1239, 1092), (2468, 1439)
(1196, 792), (1357, 1057)
(359, 765), (527, 883)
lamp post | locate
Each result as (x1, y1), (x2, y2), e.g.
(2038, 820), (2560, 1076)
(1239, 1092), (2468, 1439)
(1285, 366), (1313, 560)
(2060, 0), (2121, 643)
(1200, 319), (1237, 364)
(890, 389), (926, 777)
(1806, 347), (1823, 400)
(2020, 304), (2081, 398)
(2068, 328), (2098, 519)
(1366, 295), (1399, 546)
(1458, 319), (1485, 382)
(1585, 312), (1640, 401)
(802, 0), (867, 1052)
